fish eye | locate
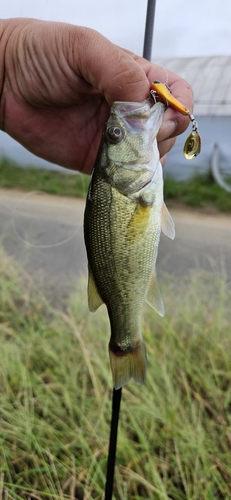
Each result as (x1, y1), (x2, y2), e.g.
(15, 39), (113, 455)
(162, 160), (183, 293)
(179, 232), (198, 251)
(107, 126), (123, 142)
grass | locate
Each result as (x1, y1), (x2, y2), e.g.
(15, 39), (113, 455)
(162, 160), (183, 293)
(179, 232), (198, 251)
(0, 158), (89, 198)
(164, 173), (231, 212)
(1, 157), (231, 211)
(0, 248), (231, 499)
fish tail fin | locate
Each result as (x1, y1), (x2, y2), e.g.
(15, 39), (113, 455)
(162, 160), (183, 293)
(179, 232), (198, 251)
(109, 339), (147, 390)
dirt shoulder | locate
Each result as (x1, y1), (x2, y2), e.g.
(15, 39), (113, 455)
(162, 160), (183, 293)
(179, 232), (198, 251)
(1, 188), (230, 301)
(1, 187), (230, 229)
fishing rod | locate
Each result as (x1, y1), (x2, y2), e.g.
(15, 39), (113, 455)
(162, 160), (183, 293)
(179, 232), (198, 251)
(104, 388), (122, 500)
(143, 0), (157, 60)
(103, 3), (156, 500)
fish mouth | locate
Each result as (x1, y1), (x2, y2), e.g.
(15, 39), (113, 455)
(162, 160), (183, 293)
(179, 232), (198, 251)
(132, 174), (154, 195)
(111, 100), (152, 119)
(139, 178), (153, 190)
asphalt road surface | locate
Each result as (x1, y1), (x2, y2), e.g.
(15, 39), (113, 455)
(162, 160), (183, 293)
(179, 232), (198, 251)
(0, 189), (230, 302)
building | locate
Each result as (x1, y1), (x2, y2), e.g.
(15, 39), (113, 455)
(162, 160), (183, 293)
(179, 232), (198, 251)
(155, 55), (231, 181)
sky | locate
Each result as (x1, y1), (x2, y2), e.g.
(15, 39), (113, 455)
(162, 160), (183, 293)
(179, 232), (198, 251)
(1, 0), (231, 59)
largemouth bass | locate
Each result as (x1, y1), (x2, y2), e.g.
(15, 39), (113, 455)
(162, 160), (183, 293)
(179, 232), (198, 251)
(84, 100), (175, 390)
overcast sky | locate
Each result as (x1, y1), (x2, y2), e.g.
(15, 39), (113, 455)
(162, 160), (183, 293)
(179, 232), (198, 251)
(2, 0), (231, 59)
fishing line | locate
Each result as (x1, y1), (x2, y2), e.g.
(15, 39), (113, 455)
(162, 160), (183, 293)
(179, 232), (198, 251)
(162, 66), (169, 87)
(0, 193), (17, 213)
(8, 190), (80, 249)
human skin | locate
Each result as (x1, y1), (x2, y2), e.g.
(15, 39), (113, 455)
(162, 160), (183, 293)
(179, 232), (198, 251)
(0, 19), (194, 174)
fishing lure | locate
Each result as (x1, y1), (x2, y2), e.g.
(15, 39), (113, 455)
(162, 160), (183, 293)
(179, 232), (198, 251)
(150, 81), (201, 160)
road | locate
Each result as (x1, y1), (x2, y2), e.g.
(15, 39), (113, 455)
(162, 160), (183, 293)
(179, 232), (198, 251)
(0, 189), (230, 302)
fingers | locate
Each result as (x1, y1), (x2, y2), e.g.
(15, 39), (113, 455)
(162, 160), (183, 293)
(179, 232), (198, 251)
(158, 136), (176, 161)
(158, 97), (191, 139)
(160, 155), (167, 168)
(75, 28), (150, 105)
(132, 57), (193, 138)
(77, 30), (194, 134)
(77, 33), (193, 149)
(158, 112), (177, 142)
(157, 105), (190, 147)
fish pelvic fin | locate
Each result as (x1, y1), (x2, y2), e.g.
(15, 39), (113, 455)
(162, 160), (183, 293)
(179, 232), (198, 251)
(87, 265), (104, 312)
(109, 339), (147, 390)
(146, 271), (165, 317)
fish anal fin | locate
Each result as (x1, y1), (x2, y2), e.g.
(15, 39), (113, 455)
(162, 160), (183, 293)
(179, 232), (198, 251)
(162, 202), (175, 240)
(146, 272), (165, 317)
(87, 265), (104, 312)
(109, 340), (147, 390)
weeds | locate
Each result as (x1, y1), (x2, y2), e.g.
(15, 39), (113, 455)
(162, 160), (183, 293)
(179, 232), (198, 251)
(164, 172), (231, 212)
(1, 158), (231, 212)
(0, 248), (231, 498)
(0, 158), (89, 198)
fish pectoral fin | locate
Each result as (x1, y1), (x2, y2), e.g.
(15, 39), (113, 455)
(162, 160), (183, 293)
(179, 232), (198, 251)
(87, 265), (104, 312)
(126, 203), (151, 243)
(146, 272), (165, 317)
(161, 202), (175, 240)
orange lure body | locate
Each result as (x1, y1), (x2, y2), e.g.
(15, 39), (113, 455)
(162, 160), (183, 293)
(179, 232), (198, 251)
(150, 81), (191, 116)
(150, 81), (201, 160)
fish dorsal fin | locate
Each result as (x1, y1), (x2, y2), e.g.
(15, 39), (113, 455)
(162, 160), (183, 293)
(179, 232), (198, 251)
(146, 272), (165, 317)
(87, 265), (104, 312)
(161, 202), (175, 240)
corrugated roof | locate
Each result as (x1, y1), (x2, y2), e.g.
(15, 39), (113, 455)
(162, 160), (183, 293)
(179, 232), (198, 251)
(155, 56), (231, 116)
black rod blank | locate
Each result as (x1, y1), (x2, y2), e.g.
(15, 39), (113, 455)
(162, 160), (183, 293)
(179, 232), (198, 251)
(143, 0), (157, 60)
(104, 388), (122, 500)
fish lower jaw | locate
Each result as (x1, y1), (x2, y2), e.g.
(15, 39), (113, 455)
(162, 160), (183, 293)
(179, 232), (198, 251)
(109, 340), (147, 390)
(137, 177), (154, 192)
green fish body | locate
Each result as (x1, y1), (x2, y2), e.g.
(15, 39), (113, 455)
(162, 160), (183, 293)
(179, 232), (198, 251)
(84, 101), (175, 389)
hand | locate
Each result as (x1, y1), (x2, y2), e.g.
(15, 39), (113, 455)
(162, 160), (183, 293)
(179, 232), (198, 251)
(0, 19), (193, 174)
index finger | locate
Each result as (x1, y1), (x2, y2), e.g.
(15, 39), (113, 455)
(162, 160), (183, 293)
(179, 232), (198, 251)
(76, 28), (150, 104)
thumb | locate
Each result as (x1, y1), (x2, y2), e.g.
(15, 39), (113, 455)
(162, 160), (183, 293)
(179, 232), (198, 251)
(74, 27), (150, 105)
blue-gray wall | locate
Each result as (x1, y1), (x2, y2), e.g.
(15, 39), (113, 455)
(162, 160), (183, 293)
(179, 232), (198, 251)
(164, 116), (231, 180)
(1, 116), (231, 180)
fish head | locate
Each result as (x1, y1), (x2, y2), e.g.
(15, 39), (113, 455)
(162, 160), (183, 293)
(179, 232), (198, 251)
(98, 101), (165, 196)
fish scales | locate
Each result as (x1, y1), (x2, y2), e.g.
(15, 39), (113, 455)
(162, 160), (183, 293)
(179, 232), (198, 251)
(84, 100), (174, 389)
